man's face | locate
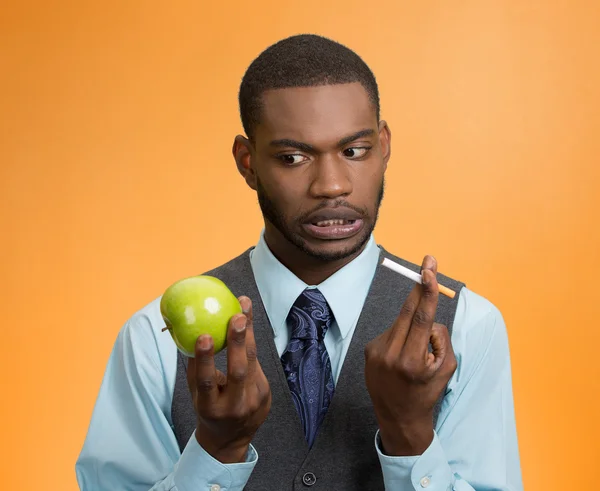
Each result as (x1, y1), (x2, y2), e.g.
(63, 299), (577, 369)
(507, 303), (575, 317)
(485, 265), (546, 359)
(247, 82), (390, 262)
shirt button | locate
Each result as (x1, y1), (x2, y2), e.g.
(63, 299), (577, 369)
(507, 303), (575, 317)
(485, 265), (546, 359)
(209, 485), (221, 491)
(302, 472), (317, 486)
(420, 476), (431, 488)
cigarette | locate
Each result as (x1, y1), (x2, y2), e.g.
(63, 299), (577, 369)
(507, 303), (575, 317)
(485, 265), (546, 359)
(381, 257), (456, 299)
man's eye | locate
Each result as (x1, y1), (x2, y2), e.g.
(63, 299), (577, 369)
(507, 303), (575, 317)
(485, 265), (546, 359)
(343, 147), (370, 159)
(279, 154), (306, 165)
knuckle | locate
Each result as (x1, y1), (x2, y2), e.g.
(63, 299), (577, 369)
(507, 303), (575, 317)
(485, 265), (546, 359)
(248, 393), (265, 414)
(432, 322), (448, 333)
(246, 345), (258, 362)
(400, 300), (417, 317)
(229, 368), (247, 383)
(422, 285), (437, 298)
(231, 337), (245, 348)
(264, 384), (273, 402)
(399, 358), (425, 381)
(413, 309), (431, 326)
(230, 331), (247, 346)
(262, 390), (273, 411)
(196, 379), (214, 393)
(445, 353), (458, 373)
(245, 401), (259, 416)
(381, 352), (396, 370)
(398, 356), (415, 373)
(229, 402), (249, 421)
(256, 386), (270, 406)
(364, 338), (385, 362)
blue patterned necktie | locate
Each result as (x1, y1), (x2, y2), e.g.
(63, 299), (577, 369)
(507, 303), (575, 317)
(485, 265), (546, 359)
(280, 288), (335, 448)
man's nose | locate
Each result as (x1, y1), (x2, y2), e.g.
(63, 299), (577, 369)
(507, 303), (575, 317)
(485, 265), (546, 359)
(308, 155), (353, 199)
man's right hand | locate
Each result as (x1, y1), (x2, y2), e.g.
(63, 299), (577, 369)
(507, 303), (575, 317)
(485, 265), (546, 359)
(186, 296), (272, 464)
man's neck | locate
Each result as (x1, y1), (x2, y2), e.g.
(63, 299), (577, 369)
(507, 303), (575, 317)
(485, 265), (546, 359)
(263, 229), (366, 285)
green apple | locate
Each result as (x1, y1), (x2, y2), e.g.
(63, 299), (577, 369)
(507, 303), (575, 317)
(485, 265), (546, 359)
(160, 275), (242, 357)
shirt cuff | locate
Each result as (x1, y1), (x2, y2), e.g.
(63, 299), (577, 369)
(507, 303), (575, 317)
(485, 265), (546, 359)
(375, 430), (454, 490)
(174, 430), (258, 491)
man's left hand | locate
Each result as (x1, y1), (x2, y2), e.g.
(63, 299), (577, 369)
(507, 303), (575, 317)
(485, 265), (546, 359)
(364, 255), (457, 456)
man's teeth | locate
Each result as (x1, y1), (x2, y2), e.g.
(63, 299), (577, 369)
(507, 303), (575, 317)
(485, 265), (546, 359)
(314, 219), (352, 227)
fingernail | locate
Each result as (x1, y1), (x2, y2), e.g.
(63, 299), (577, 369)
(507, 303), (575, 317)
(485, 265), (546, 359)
(199, 335), (212, 350)
(422, 269), (430, 286)
(234, 316), (246, 333)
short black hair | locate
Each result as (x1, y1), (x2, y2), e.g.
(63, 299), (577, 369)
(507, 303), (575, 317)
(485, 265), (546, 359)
(239, 34), (380, 140)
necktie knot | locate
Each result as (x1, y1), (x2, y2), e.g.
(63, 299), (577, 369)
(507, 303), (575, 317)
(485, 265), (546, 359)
(288, 289), (332, 341)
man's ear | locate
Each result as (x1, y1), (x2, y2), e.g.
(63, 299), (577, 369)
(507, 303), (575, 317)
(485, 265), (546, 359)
(232, 135), (257, 190)
(378, 120), (392, 172)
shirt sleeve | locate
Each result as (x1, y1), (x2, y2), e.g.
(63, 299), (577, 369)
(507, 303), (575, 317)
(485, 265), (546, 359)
(375, 288), (523, 491)
(75, 307), (257, 491)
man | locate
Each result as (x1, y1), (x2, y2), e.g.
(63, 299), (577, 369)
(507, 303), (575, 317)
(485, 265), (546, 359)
(76, 34), (522, 490)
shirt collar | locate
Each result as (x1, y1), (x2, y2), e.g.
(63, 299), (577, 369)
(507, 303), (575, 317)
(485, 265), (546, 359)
(249, 230), (381, 340)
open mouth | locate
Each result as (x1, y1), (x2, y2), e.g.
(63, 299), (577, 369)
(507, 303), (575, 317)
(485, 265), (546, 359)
(302, 218), (364, 239)
(312, 219), (357, 227)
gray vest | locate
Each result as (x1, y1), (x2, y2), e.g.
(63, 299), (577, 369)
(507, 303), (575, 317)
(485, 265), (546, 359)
(171, 246), (465, 490)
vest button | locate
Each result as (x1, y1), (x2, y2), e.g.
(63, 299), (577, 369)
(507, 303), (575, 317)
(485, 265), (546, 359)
(302, 472), (317, 486)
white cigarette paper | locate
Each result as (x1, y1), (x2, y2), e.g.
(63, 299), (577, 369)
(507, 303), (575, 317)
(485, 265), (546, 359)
(381, 257), (424, 284)
(381, 257), (457, 298)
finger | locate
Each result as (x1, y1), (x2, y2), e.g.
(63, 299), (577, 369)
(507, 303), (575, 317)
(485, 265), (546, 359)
(428, 323), (446, 368)
(239, 295), (253, 324)
(254, 360), (271, 403)
(194, 334), (219, 409)
(388, 285), (421, 349)
(403, 265), (440, 357)
(215, 369), (227, 388)
(186, 357), (196, 395)
(239, 296), (258, 378)
(429, 323), (455, 373)
(226, 313), (249, 393)
(420, 254), (437, 275)
(388, 254), (433, 349)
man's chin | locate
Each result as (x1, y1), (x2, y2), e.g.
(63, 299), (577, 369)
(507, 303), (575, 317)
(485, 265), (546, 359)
(296, 233), (371, 262)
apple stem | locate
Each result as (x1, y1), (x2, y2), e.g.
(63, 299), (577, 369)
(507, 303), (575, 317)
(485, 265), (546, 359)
(161, 326), (171, 332)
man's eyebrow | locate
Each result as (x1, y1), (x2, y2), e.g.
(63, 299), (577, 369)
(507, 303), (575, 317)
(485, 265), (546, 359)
(337, 129), (376, 147)
(269, 139), (315, 152)
(269, 129), (376, 153)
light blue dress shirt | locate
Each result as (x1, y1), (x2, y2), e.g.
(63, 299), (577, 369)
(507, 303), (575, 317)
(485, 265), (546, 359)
(76, 232), (523, 490)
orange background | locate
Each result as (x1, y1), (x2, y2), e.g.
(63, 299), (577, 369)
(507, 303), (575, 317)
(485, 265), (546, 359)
(1, 1), (599, 489)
